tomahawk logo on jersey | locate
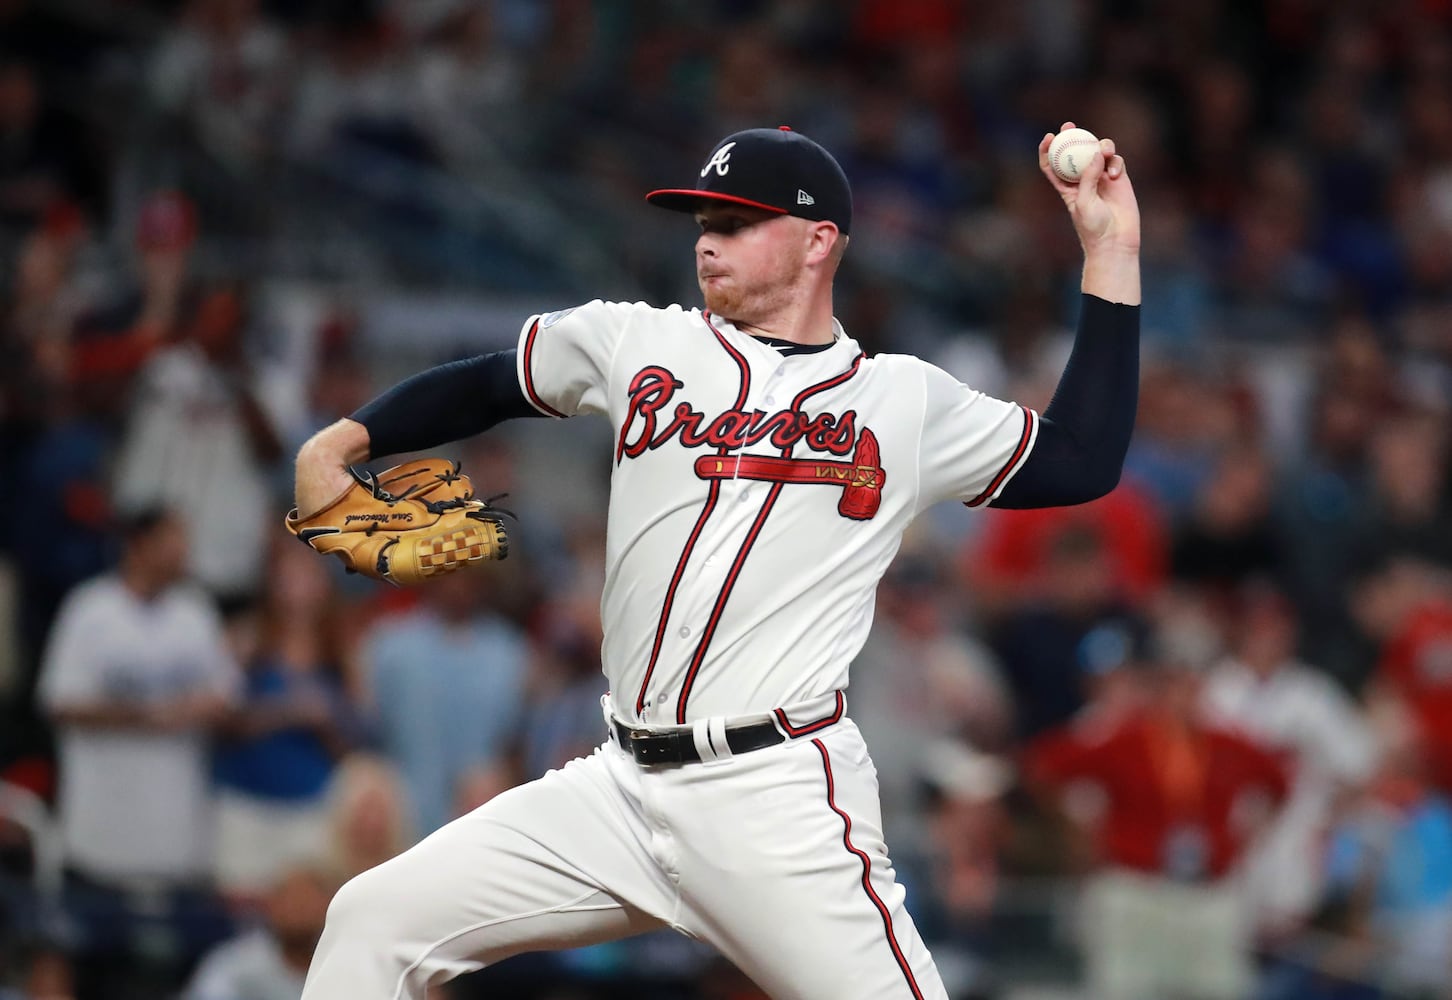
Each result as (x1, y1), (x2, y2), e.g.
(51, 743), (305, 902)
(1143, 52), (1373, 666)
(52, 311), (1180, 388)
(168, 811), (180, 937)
(518, 298), (1038, 726)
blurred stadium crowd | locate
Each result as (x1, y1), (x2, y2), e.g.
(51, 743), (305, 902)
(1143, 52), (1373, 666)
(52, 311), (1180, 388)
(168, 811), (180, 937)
(2, 0), (1452, 998)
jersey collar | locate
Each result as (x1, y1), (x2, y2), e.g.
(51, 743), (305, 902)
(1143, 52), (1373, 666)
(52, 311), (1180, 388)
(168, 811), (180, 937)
(704, 311), (858, 365)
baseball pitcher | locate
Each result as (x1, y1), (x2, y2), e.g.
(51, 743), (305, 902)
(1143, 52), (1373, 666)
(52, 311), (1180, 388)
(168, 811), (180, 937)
(289, 123), (1140, 998)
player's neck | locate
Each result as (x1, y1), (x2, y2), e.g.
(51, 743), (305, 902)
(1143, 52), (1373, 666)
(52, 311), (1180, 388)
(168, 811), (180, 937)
(731, 288), (836, 346)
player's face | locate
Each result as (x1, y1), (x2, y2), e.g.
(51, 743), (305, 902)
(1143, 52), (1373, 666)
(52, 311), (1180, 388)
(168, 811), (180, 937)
(694, 204), (807, 322)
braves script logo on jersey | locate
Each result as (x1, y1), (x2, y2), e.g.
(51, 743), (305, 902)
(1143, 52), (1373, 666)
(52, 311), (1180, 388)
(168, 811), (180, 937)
(616, 366), (885, 520)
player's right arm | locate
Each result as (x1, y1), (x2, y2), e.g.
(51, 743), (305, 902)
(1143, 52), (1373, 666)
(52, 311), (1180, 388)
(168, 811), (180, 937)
(914, 129), (1141, 512)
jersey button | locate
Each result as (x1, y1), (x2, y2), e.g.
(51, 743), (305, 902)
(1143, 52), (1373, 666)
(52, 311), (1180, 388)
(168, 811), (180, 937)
(775, 366), (785, 377)
(764, 395), (775, 405)
(679, 625), (691, 638)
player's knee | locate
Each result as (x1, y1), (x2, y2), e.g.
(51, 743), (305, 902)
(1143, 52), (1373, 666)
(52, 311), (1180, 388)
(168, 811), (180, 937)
(323, 863), (410, 942)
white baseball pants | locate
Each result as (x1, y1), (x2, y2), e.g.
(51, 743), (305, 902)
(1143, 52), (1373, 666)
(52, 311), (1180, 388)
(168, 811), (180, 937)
(301, 702), (946, 999)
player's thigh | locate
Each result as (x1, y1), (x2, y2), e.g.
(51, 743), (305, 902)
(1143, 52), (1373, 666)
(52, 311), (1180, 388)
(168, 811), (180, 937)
(317, 749), (673, 971)
(674, 724), (948, 1000)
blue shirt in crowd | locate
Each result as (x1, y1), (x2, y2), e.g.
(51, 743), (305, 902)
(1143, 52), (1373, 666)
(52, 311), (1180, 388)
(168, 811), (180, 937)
(365, 610), (529, 835)
(212, 660), (352, 801)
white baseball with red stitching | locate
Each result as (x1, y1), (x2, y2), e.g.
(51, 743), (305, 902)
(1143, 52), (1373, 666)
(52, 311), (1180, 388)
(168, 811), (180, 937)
(1049, 127), (1101, 183)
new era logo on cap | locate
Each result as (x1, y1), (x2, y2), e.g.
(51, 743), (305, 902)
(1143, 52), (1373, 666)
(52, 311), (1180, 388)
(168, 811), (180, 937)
(646, 126), (852, 235)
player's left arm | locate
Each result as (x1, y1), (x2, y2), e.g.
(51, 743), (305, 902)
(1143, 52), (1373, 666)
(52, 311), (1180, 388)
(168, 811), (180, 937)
(991, 124), (1140, 510)
(294, 351), (543, 516)
(293, 301), (628, 516)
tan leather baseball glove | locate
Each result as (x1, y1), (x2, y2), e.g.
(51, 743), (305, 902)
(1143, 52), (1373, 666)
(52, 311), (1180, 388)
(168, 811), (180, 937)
(284, 458), (509, 586)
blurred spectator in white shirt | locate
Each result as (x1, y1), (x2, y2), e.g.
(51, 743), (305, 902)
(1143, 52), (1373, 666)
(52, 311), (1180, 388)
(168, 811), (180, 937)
(1201, 581), (1375, 940)
(112, 282), (283, 612)
(38, 507), (240, 887)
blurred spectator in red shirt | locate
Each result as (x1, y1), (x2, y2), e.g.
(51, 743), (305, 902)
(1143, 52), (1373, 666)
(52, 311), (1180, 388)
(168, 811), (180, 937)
(852, 0), (967, 52)
(1025, 624), (1289, 1000)
(962, 480), (1168, 622)
(1358, 556), (1452, 795)
(983, 526), (1151, 740)
(1202, 582), (1376, 941)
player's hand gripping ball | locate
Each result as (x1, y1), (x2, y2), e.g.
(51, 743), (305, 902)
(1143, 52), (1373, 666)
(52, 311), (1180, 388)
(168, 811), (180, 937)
(1048, 127), (1101, 183)
(284, 457), (510, 586)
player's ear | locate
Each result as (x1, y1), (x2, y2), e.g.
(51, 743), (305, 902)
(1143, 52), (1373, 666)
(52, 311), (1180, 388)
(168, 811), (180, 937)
(805, 221), (841, 267)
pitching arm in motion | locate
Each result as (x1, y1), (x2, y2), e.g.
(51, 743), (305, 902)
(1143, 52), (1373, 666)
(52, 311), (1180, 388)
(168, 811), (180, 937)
(294, 350), (543, 516)
(990, 295), (1138, 509)
(990, 122), (1140, 510)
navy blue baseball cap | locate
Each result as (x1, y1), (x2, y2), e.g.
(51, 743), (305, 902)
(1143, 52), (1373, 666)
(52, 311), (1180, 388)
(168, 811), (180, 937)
(647, 126), (852, 235)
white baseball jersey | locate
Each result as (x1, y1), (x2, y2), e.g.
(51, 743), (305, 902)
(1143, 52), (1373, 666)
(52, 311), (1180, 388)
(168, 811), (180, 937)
(303, 299), (1044, 1000)
(516, 299), (1037, 725)
(1201, 659), (1375, 925)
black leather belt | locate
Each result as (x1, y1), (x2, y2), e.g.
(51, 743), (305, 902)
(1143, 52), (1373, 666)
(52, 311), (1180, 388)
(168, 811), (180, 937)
(611, 716), (784, 766)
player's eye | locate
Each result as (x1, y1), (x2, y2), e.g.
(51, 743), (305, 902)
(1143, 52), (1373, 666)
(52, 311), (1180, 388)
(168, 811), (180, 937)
(697, 214), (750, 235)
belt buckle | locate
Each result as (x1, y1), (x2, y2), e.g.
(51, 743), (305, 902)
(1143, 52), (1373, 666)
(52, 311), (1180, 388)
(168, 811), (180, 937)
(629, 729), (650, 742)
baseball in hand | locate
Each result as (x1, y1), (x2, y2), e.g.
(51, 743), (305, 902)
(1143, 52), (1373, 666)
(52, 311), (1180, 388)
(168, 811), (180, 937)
(1048, 127), (1101, 183)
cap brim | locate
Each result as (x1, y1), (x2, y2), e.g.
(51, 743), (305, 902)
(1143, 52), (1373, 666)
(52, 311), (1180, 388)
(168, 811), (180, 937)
(645, 189), (790, 216)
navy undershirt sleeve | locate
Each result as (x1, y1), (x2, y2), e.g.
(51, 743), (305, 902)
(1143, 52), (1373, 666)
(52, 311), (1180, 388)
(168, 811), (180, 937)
(990, 294), (1139, 509)
(350, 349), (544, 459)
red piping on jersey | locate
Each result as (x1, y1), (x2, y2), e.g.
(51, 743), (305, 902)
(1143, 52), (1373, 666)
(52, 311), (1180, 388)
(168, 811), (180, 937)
(774, 690), (844, 737)
(966, 405), (1034, 507)
(675, 353), (866, 723)
(676, 480), (782, 723)
(521, 318), (567, 418)
(634, 313), (752, 716)
(814, 739), (926, 1000)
